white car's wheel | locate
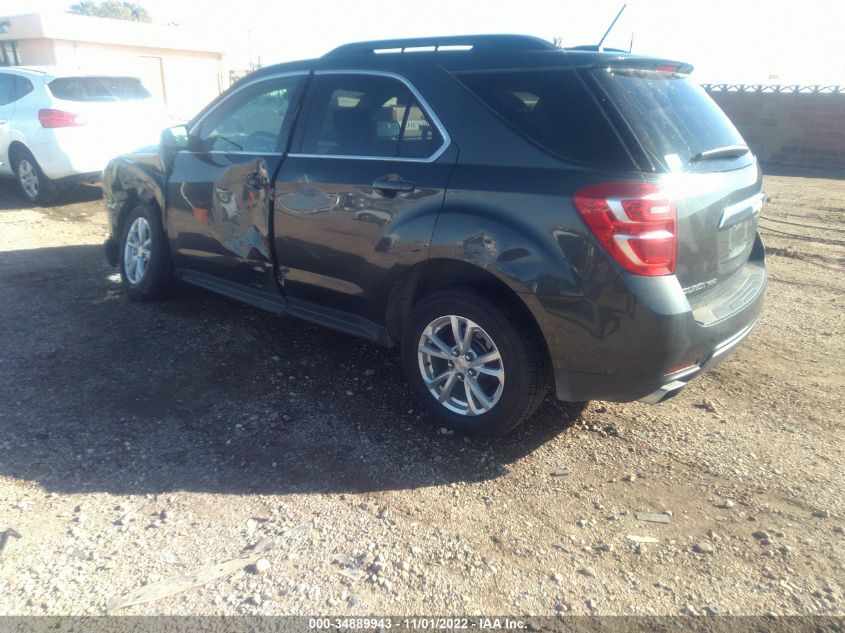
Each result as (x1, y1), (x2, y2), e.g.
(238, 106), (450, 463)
(13, 149), (58, 204)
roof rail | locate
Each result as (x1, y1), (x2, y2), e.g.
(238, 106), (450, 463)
(324, 34), (556, 57)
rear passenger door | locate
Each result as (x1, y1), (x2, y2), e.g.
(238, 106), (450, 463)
(274, 71), (457, 323)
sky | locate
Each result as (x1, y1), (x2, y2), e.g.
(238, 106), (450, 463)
(7, 0), (844, 85)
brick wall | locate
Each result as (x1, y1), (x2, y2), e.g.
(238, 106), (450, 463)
(707, 90), (845, 172)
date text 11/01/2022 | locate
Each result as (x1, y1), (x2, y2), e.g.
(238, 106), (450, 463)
(308, 617), (527, 629)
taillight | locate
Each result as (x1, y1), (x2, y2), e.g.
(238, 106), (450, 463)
(38, 109), (85, 128)
(573, 182), (676, 276)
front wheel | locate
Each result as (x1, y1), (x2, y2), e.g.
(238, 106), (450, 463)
(118, 203), (172, 301)
(401, 288), (550, 436)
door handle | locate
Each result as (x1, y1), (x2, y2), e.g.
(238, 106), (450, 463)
(372, 177), (414, 194)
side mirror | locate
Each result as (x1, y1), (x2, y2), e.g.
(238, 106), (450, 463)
(161, 124), (190, 150)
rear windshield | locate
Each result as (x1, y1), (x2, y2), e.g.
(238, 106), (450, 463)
(48, 76), (151, 102)
(593, 68), (746, 171)
(453, 69), (633, 169)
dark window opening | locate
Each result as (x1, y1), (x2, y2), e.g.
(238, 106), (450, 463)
(197, 76), (303, 153)
(453, 68), (632, 169)
(13, 75), (33, 100)
(48, 76), (151, 102)
(0, 73), (14, 105)
(0, 41), (21, 67)
(0, 74), (37, 105)
(300, 74), (443, 159)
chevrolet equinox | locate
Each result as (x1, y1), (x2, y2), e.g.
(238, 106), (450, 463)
(102, 35), (766, 436)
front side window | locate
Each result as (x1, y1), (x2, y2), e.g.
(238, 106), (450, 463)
(300, 74), (444, 159)
(198, 76), (303, 153)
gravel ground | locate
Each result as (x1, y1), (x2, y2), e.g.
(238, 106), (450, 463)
(0, 174), (842, 617)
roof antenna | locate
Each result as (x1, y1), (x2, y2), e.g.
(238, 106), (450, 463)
(597, 3), (627, 51)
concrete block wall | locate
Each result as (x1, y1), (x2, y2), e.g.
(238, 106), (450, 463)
(707, 90), (845, 172)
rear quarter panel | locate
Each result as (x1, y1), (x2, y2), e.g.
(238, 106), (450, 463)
(431, 163), (645, 373)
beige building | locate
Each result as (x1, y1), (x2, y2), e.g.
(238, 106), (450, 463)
(0, 12), (228, 118)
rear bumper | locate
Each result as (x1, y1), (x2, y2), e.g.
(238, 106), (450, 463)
(550, 309), (762, 404)
(636, 320), (756, 403)
(531, 237), (767, 404)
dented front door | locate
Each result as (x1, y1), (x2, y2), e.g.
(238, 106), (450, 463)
(165, 73), (306, 290)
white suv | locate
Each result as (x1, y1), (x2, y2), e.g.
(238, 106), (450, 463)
(0, 67), (172, 203)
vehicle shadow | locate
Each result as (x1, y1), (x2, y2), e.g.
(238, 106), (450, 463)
(0, 243), (583, 498)
(0, 178), (102, 211)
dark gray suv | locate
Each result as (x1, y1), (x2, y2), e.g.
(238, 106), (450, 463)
(102, 35), (766, 436)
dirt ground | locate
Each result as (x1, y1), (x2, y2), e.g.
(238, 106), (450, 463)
(0, 174), (842, 617)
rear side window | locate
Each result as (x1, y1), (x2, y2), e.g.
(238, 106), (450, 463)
(48, 76), (151, 102)
(453, 69), (632, 169)
(0, 74), (34, 105)
(399, 103), (441, 158)
(0, 74), (14, 106)
(593, 68), (746, 170)
(14, 76), (33, 100)
(300, 74), (444, 159)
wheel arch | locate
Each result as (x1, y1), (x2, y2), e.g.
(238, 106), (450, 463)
(103, 157), (167, 242)
(7, 140), (30, 167)
(385, 257), (552, 369)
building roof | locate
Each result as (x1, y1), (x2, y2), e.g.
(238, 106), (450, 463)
(0, 12), (225, 55)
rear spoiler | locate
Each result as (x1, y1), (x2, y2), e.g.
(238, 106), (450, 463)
(561, 49), (695, 74)
(597, 57), (695, 75)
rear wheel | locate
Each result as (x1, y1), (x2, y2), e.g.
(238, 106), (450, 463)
(402, 288), (550, 436)
(118, 203), (172, 301)
(13, 149), (58, 204)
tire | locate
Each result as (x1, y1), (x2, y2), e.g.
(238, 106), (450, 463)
(118, 203), (172, 301)
(13, 148), (58, 205)
(401, 287), (551, 437)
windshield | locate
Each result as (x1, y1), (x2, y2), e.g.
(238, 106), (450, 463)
(593, 68), (747, 171)
(48, 76), (152, 102)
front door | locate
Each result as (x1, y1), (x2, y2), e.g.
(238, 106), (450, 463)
(274, 71), (457, 323)
(166, 73), (306, 290)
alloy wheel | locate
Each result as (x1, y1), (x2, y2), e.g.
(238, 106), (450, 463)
(18, 159), (39, 200)
(124, 217), (152, 285)
(417, 315), (505, 416)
